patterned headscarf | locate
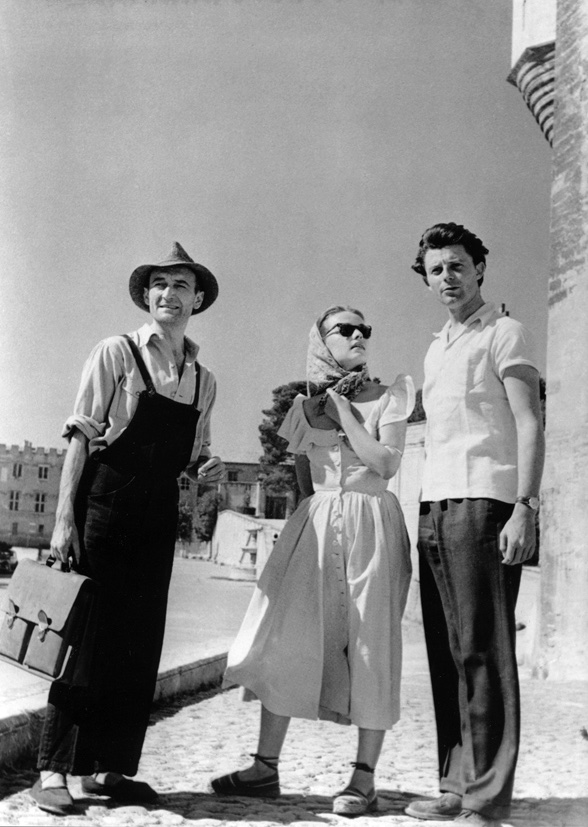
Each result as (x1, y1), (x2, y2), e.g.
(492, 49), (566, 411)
(306, 318), (370, 409)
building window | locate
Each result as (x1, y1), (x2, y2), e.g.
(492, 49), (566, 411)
(9, 491), (20, 511)
(13, 463), (22, 479)
(34, 493), (46, 513)
(11, 522), (18, 535)
(38, 465), (49, 480)
(227, 470), (239, 482)
(38, 525), (45, 535)
(179, 477), (191, 491)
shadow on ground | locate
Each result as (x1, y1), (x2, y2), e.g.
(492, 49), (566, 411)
(1, 768), (587, 827)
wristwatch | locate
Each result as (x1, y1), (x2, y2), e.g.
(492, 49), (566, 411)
(516, 496), (540, 511)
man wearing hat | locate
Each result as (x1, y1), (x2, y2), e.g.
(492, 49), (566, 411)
(32, 243), (224, 815)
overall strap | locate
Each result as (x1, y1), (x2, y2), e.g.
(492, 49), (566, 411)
(123, 334), (202, 408)
(122, 334), (156, 396)
(193, 360), (201, 410)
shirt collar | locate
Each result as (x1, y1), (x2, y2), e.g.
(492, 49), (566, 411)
(136, 322), (200, 359)
(433, 301), (497, 340)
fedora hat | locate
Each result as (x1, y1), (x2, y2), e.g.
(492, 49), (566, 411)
(129, 241), (219, 314)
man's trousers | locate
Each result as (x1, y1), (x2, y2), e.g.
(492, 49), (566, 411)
(418, 498), (522, 821)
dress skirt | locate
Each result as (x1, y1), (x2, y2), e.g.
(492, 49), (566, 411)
(224, 487), (412, 730)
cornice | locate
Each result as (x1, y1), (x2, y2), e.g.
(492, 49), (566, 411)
(507, 41), (556, 145)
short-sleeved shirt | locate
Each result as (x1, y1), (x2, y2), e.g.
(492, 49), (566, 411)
(421, 302), (538, 504)
(63, 322), (217, 463)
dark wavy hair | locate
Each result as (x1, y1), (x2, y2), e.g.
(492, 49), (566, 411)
(412, 222), (489, 286)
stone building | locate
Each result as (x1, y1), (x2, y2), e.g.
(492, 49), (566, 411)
(179, 461), (274, 517)
(0, 444), (292, 554)
(178, 460), (296, 521)
(0, 441), (65, 549)
(509, 0), (588, 680)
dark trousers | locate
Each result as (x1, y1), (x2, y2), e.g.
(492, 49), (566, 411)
(38, 466), (178, 776)
(418, 499), (522, 820)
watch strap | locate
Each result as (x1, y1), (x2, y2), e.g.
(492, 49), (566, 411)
(516, 496), (539, 511)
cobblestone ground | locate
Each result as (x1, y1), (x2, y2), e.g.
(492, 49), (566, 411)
(0, 671), (586, 827)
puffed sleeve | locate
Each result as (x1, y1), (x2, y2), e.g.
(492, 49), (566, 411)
(277, 395), (311, 454)
(378, 374), (416, 427)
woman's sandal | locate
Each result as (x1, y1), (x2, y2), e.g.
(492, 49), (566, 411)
(332, 762), (379, 817)
(211, 753), (280, 798)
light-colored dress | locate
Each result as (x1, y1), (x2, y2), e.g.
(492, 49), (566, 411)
(224, 374), (415, 730)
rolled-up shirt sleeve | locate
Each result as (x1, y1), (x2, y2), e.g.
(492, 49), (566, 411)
(492, 320), (538, 378)
(63, 340), (123, 442)
(63, 329), (218, 463)
(191, 368), (217, 461)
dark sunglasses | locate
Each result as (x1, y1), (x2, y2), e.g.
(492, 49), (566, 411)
(323, 322), (372, 340)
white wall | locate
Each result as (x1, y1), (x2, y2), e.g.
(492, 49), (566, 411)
(511, 0), (556, 64)
(212, 510), (285, 574)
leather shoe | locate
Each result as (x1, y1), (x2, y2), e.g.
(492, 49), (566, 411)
(81, 775), (159, 803)
(30, 779), (75, 816)
(453, 809), (502, 826)
(405, 792), (463, 820)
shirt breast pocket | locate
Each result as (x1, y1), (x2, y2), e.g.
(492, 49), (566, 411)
(113, 379), (140, 422)
(467, 346), (492, 391)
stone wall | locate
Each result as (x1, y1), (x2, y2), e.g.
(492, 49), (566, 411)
(534, 0), (588, 680)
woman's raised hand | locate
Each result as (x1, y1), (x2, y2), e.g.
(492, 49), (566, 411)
(324, 388), (349, 425)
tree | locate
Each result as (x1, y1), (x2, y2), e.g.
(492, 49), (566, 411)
(408, 388), (426, 423)
(258, 381), (307, 501)
(176, 501), (194, 545)
(193, 489), (224, 542)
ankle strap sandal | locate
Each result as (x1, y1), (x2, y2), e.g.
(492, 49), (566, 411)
(252, 753), (279, 770)
(332, 762), (378, 816)
(351, 761), (375, 773)
(211, 753), (280, 799)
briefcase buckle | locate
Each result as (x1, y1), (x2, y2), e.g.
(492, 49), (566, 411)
(37, 610), (50, 642)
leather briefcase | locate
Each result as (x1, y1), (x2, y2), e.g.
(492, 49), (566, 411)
(0, 558), (98, 683)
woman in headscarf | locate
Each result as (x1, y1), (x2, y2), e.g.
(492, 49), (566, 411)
(211, 305), (415, 816)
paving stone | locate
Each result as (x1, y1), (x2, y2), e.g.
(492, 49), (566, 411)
(0, 665), (586, 826)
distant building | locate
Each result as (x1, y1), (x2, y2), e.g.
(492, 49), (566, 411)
(0, 441), (65, 548)
(219, 461), (262, 514)
(178, 460), (291, 519)
(0, 441), (290, 552)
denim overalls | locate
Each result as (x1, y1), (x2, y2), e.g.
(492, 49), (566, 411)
(39, 335), (201, 776)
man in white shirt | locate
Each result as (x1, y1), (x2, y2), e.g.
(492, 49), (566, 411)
(32, 242), (224, 816)
(405, 223), (544, 827)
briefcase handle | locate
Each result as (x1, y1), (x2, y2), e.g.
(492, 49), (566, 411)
(46, 556), (71, 574)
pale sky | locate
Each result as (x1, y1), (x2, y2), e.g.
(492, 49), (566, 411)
(0, 0), (552, 462)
